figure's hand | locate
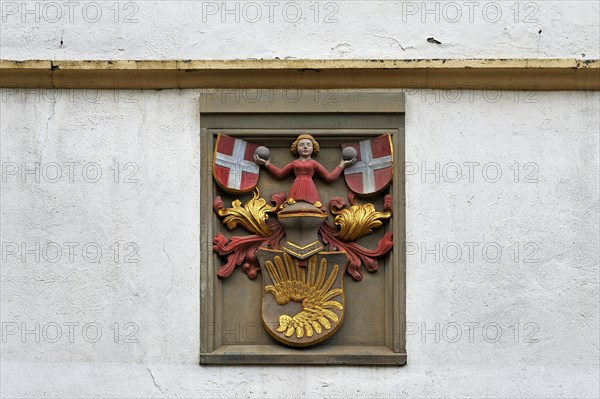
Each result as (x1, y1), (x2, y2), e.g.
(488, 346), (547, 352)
(254, 154), (270, 166)
(339, 158), (356, 169)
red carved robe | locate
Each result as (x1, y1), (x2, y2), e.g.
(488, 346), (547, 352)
(266, 159), (342, 210)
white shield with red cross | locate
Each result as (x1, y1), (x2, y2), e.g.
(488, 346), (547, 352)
(342, 134), (393, 196)
(213, 134), (260, 193)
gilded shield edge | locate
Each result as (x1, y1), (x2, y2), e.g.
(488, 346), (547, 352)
(258, 249), (348, 347)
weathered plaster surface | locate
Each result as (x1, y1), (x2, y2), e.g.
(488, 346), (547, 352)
(1, 89), (598, 397)
(0, 1), (598, 60)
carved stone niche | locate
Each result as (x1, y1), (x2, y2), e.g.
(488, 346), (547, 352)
(200, 90), (406, 365)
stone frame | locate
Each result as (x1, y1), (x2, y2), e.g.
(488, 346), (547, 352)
(199, 90), (406, 365)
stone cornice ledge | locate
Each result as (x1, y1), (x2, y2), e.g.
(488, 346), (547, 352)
(1, 59), (598, 90)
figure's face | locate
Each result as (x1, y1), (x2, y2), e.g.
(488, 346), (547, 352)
(298, 139), (313, 157)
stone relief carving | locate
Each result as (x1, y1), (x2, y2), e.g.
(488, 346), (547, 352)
(212, 133), (394, 347)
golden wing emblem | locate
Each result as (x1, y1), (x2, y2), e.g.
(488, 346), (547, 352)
(264, 253), (343, 339)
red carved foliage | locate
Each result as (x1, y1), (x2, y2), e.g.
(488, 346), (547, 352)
(213, 221), (284, 279)
(319, 223), (393, 281)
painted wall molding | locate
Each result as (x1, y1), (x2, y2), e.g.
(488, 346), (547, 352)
(1, 59), (598, 90)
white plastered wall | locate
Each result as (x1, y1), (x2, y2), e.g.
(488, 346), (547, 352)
(0, 1), (599, 398)
(1, 88), (598, 398)
(0, 1), (598, 60)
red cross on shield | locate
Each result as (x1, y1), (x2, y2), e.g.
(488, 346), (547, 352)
(342, 134), (393, 196)
(213, 134), (260, 194)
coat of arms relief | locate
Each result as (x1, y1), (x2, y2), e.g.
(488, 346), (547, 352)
(212, 133), (395, 347)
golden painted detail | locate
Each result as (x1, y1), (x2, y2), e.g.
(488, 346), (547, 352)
(287, 198), (297, 205)
(264, 254), (343, 339)
(281, 241), (322, 250)
(216, 189), (276, 237)
(331, 201), (392, 241)
(277, 212), (327, 219)
(313, 201), (322, 208)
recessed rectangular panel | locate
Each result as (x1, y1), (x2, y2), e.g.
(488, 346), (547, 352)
(200, 91), (406, 364)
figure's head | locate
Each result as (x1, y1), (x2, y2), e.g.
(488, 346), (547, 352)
(291, 134), (320, 157)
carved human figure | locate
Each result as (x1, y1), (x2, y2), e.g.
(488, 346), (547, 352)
(254, 134), (355, 210)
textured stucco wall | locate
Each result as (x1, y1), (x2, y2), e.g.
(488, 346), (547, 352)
(0, 0), (599, 60)
(1, 88), (598, 397)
